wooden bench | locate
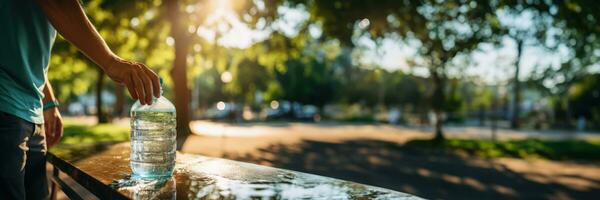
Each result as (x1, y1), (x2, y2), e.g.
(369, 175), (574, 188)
(48, 142), (421, 199)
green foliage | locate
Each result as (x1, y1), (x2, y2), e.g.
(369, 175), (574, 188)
(273, 58), (336, 107)
(406, 138), (600, 161)
(59, 119), (129, 144)
(229, 59), (271, 104)
(48, 42), (97, 103)
(518, 0), (600, 126)
(49, 0), (174, 104)
(194, 68), (230, 108)
(340, 115), (376, 123)
(472, 86), (494, 108)
(46, 0), (600, 130)
(382, 71), (427, 108)
(444, 79), (464, 113)
(569, 74), (600, 127)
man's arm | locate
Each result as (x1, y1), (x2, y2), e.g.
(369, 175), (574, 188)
(42, 77), (62, 147)
(36, 0), (159, 105)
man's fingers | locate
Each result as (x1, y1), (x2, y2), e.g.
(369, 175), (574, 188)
(53, 119), (63, 146)
(137, 65), (153, 104)
(124, 77), (137, 100)
(105, 58), (158, 104)
(47, 119), (56, 146)
(134, 71), (149, 105)
(131, 72), (145, 104)
(57, 116), (64, 136)
(143, 66), (160, 98)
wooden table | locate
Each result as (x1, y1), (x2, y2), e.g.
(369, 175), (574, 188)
(48, 142), (423, 200)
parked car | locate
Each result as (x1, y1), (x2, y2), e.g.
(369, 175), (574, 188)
(266, 100), (319, 121)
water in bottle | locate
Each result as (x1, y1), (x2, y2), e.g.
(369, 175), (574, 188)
(130, 79), (177, 178)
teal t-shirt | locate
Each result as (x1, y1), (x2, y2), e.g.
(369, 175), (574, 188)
(0, 1), (56, 124)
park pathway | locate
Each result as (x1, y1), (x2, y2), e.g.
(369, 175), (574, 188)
(179, 120), (600, 200)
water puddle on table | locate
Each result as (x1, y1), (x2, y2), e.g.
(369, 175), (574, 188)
(109, 156), (417, 200)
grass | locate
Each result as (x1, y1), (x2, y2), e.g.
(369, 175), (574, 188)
(59, 119), (129, 144)
(405, 138), (600, 161)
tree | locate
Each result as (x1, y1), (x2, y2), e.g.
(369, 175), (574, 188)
(568, 74), (600, 128)
(383, 71), (428, 113)
(164, 0), (263, 137)
(273, 58), (336, 109)
(493, 3), (555, 129)
(164, 0), (192, 139)
(49, 1), (177, 124)
(48, 39), (96, 114)
(49, 1), (126, 123)
(549, 0), (600, 128)
(514, 0), (600, 128)
(229, 58), (271, 106)
(272, 0), (499, 140)
(93, 0), (259, 138)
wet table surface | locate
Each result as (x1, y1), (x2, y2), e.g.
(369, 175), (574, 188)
(49, 142), (423, 200)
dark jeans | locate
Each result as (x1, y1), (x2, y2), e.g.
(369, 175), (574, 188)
(0, 111), (49, 200)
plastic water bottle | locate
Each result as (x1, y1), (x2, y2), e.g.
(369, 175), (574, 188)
(130, 79), (176, 178)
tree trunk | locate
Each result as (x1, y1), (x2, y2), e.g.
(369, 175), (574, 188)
(511, 39), (524, 129)
(166, 0), (191, 147)
(491, 88), (498, 141)
(431, 70), (445, 141)
(434, 111), (444, 141)
(96, 69), (108, 124)
(478, 106), (485, 126)
(114, 84), (125, 118)
(565, 98), (573, 128)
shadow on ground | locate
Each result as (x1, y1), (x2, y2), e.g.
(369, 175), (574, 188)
(225, 139), (599, 200)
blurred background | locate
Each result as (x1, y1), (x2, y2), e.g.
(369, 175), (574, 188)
(49, 0), (600, 199)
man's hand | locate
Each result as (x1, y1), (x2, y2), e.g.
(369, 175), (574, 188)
(35, 0), (160, 105)
(104, 56), (160, 105)
(43, 107), (63, 148)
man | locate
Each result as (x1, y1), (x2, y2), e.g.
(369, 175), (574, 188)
(0, 0), (160, 199)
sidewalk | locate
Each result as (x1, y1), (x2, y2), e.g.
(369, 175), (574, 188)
(179, 120), (600, 200)
(182, 120), (600, 157)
